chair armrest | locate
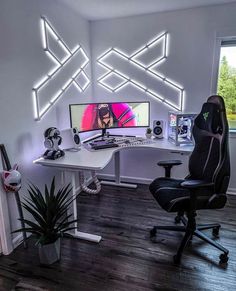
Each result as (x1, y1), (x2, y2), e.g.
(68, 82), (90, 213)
(157, 160), (182, 167)
(181, 180), (214, 189)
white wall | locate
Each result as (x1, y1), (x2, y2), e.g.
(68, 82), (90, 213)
(90, 3), (236, 190)
(0, 0), (91, 238)
(1, 1), (236, 249)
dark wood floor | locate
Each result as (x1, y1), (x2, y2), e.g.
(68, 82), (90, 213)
(0, 184), (236, 291)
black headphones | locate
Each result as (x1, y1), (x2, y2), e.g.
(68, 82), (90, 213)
(44, 127), (62, 149)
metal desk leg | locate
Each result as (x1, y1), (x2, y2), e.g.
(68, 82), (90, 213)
(65, 171), (102, 243)
(101, 151), (137, 189)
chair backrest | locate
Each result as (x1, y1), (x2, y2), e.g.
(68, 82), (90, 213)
(188, 95), (230, 194)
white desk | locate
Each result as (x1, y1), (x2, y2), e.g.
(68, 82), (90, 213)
(34, 138), (192, 171)
(34, 137), (193, 243)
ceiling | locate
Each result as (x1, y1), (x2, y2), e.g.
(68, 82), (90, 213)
(58, 0), (236, 20)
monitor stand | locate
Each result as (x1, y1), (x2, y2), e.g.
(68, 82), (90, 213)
(100, 128), (125, 139)
(101, 128), (110, 139)
(83, 128), (135, 143)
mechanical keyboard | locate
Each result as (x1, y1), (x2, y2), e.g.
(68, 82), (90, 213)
(89, 139), (119, 150)
(91, 143), (119, 150)
(115, 137), (154, 147)
(85, 136), (155, 151)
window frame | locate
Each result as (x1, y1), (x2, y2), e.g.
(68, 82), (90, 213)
(211, 32), (236, 134)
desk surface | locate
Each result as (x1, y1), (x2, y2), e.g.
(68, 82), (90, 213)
(34, 138), (193, 171)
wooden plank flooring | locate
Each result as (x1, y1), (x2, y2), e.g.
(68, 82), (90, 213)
(0, 184), (236, 290)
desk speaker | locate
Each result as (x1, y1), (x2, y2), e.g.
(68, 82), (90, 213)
(153, 120), (164, 139)
(60, 127), (81, 150)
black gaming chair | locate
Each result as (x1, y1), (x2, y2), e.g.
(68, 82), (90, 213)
(149, 95), (230, 264)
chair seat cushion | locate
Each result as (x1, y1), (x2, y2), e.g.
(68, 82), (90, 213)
(149, 177), (212, 212)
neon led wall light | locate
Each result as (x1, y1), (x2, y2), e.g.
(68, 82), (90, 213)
(97, 32), (184, 111)
(33, 16), (90, 121)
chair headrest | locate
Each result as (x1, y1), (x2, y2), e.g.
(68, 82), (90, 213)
(207, 95), (226, 112)
(195, 97), (222, 133)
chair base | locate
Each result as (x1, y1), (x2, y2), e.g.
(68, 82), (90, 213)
(150, 214), (229, 264)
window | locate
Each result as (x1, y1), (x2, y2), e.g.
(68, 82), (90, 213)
(217, 40), (236, 130)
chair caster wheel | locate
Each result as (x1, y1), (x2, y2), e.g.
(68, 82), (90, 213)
(150, 227), (157, 238)
(173, 255), (181, 265)
(219, 253), (228, 264)
(212, 226), (220, 237)
(175, 215), (181, 224)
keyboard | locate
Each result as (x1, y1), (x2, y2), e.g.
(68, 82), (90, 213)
(86, 137), (154, 151)
(90, 141), (119, 150)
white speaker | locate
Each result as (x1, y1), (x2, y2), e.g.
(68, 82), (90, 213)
(153, 120), (165, 139)
(60, 127), (81, 150)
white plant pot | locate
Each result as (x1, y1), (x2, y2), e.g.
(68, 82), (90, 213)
(145, 133), (152, 139)
(38, 238), (61, 265)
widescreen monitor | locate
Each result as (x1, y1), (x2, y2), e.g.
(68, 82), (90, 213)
(70, 101), (150, 133)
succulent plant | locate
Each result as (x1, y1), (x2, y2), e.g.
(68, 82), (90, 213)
(146, 127), (152, 134)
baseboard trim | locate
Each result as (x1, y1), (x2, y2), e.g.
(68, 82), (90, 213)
(98, 174), (236, 196)
(227, 188), (236, 195)
(12, 232), (33, 250)
(12, 234), (23, 249)
(97, 174), (152, 185)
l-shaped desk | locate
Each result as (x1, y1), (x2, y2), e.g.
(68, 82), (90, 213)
(34, 136), (193, 244)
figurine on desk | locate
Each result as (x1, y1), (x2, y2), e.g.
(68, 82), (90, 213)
(43, 127), (65, 160)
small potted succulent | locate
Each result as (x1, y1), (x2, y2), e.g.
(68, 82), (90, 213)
(145, 127), (152, 139)
(14, 177), (77, 265)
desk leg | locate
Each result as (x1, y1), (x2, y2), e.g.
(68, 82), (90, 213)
(101, 151), (137, 189)
(61, 170), (65, 187)
(66, 171), (102, 243)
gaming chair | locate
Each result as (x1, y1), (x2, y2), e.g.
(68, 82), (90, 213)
(149, 95), (230, 264)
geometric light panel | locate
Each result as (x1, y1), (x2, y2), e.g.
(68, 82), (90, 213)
(97, 32), (184, 111)
(32, 16), (90, 121)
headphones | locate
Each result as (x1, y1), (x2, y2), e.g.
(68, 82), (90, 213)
(44, 127), (62, 150)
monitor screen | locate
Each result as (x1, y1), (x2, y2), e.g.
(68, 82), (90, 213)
(70, 101), (150, 133)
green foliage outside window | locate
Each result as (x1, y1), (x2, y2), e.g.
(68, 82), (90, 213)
(217, 55), (236, 129)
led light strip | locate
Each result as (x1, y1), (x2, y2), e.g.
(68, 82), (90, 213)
(33, 16), (90, 120)
(97, 32), (184, 111)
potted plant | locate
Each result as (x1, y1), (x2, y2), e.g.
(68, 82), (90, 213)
(14, 177), (77, 265)
(145, 127), (152, 139)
